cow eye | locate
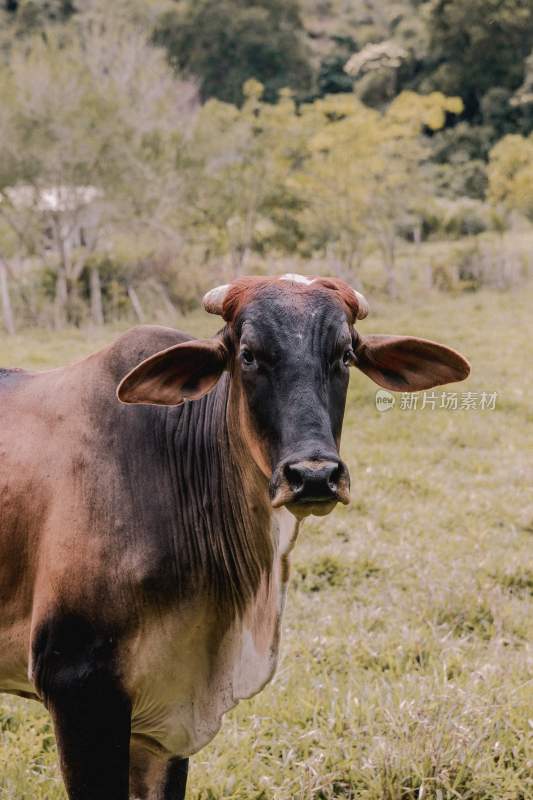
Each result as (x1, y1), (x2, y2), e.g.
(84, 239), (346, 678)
(241, 348), (255, 366)
(342, 348), (354, 366)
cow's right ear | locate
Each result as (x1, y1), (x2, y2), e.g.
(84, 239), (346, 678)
(117, 338), (228, 406)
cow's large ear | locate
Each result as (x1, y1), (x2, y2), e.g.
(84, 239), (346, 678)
(117, 338), (228, 405)
(352, 334), (470, 391)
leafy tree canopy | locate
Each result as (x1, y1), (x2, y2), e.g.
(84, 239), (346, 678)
(422, 0), (533, 119)
(153, 0), (313, 105)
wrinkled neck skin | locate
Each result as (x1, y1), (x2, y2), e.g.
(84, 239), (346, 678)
(163, 369), (289, 617)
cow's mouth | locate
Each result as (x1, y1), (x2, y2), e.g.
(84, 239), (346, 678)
(270, 458), (350, 518)
(285, 498), (340, 519)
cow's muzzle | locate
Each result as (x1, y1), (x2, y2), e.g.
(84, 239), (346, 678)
(270, 457), (350, 518)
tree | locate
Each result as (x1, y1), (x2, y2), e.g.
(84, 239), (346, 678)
(0, 33), (122, 325)
(302, 0), (429, 107)
(2, 0), (76, 28)
(185, 81), (304, 272)
(291, 95), (378, 277)
(512, 51), (533, 109)
(153, 0), (313, 105)
(292, 90), (462, 294)
(0, 9), (196, 327)
(488, 134), (533, 221)
(422, 0), (533, 121)
(186, 85), (462, 294)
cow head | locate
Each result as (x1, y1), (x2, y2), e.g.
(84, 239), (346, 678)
(118, 275), (470, 518)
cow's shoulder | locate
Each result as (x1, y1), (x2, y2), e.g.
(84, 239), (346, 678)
(101, 325), (194, 383)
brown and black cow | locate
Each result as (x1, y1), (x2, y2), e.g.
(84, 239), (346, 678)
(0, 275), (470, 799)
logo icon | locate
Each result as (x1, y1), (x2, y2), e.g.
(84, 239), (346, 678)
(375, 389), (395, 412)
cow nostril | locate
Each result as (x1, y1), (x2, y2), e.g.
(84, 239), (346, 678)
(284, 463), (305, 494)
(327, 463), (341, 491)
(272, 458), (350, 509)
(283, 460), (344, 503)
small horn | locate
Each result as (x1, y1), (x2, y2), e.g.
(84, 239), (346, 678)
(202, 284), (230, 316)
(353, 289), (369, 320)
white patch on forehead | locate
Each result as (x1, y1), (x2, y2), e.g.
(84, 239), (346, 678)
(280, 273), (315, 286)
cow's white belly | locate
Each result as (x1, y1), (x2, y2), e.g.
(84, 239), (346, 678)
(124, 509), (299, 757)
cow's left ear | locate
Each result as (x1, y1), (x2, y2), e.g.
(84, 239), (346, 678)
(352, 334), (470, 391)
(117, 338), (228, 405)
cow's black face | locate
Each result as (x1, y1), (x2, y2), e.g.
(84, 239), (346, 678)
(118, 275), (470, 519)
(230, 286), (352, 517)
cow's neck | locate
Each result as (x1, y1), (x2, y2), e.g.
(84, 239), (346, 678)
(167, 372), (274, 615)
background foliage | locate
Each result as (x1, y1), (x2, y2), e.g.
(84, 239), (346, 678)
(0, 0), (533, 332)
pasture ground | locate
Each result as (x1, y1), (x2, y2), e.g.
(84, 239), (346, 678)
(0, 284), (532, 799)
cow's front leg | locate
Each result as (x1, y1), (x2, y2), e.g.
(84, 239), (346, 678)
(130, 735), (189, 799)
(32, 613), (131, 800)
(161, 757), (189, 800)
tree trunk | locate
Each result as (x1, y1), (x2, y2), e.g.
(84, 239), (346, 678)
(54, 269), (68, 329)
(128, 286), (144, 322)
(0, 260), (15, 335)
(90, 265), (104, 325)
(153, 280), (176, 318)
(231, 244), (250, 276)
(53, 215), (74, 328)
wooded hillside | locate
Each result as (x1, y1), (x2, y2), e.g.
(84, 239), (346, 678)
(1, 0), (532, 331)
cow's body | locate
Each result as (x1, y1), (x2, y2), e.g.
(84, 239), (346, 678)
(0, 276), (470, 799)
(0, 325), (298, 760)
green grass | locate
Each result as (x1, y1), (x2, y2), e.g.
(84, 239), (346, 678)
(1, 285), (532, 799)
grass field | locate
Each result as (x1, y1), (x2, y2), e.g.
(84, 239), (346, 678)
(0, 284), (532, 799)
